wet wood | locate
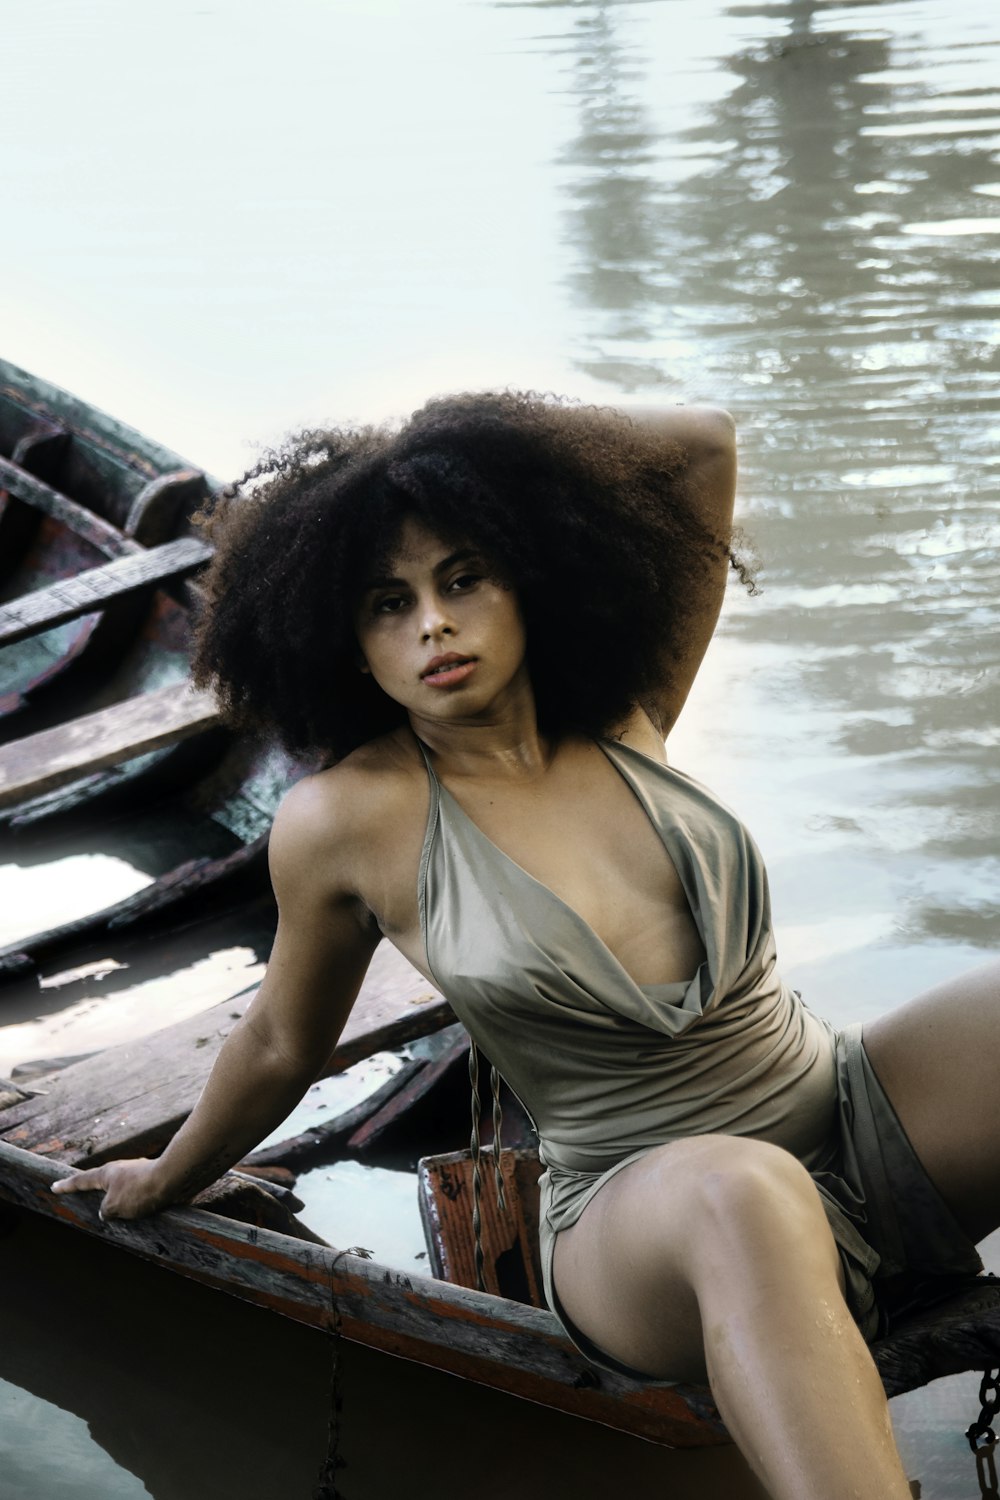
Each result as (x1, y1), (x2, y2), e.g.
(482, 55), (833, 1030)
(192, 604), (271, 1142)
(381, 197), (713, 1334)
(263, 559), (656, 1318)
(0, 841), (271, 978)
(0, 537), (212, 647)
(347, 1024), (470, 1153)
(0, 453), (140, 558)
(0, 679), (220, 811)
(0, 1139), (728, 1447)
(0, 943), (452, 1165)
(124, 470), (209, 546)
(244, 1057), (427, 1170)
(190, 1173), (327, 1245)
(419, 1148), (545, 1308)
(0, 1079), (37, 1111)
(873, 1277), (1000, 1398)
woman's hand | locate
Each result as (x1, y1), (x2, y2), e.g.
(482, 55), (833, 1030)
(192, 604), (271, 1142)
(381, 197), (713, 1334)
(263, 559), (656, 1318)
(51, 1157), (171, 1221)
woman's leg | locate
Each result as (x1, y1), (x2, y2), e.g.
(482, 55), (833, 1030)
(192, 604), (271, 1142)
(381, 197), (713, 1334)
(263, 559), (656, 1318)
(553, 1134), (912, 1500)
(863, 957), (1000, 1243)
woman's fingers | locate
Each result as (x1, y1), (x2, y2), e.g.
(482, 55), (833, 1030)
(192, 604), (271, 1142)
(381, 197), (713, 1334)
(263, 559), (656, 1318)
(51, 1167), (107, 1195)
(50, 1158), (163, 1220)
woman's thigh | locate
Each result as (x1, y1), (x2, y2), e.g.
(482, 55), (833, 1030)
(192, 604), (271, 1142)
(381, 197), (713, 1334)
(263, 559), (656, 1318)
(551, 1133), (846, 1384)
(863, 957), (1000, 1244)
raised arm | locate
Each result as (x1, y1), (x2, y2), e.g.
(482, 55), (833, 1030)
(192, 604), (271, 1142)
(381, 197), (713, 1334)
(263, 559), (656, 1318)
(624, 403), (738, 737)
(52, 774), (380, 1219)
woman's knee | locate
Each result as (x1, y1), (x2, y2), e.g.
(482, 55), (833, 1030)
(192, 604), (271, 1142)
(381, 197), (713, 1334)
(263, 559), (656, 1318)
(679, 1136), (835, 1270)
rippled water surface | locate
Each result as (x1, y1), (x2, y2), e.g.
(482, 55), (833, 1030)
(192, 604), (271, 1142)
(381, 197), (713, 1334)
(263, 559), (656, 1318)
(1, 0), (999, 1495)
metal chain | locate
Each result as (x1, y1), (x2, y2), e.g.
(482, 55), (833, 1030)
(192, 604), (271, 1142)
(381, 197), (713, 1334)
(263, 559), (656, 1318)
(975, 1444), (1000, 1500)
(968, 1369), (1000, 1454)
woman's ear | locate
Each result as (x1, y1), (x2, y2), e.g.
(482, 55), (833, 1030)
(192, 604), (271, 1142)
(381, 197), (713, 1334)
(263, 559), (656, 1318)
(356, 651), (371, 675)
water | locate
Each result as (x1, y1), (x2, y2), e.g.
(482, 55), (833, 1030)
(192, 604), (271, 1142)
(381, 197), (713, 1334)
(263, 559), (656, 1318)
(2, 0), (999, 1494)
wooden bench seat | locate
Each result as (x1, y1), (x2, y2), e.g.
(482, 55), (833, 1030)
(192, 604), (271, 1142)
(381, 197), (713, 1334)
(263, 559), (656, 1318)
(0, 536), (212, 647)
(0, 678), (220, 810)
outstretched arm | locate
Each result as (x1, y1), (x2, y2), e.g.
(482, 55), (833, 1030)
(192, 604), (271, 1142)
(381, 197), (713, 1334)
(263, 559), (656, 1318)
(624, 403), (738, 736)
(52, 776), (380, 1218)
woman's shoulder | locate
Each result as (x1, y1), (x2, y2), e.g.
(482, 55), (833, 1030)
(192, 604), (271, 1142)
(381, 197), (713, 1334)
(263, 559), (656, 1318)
(270, 727), (426, 871)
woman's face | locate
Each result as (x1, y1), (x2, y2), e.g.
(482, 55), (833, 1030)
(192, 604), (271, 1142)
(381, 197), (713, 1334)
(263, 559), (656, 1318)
(354, 517), (531, 726)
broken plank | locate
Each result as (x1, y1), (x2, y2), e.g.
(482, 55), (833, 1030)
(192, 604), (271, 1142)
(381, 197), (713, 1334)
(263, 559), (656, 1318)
(0, 1140), (728, 1447)
(244, 1057), (428, 1170)
(0, 536), (212, 647)
(347, 1023), (469, 1153)
(0, 454), (140, 559)
(0, 679), (219, 810)
(419, 1148), (545, 1308)
(0, 942), (453, 1166)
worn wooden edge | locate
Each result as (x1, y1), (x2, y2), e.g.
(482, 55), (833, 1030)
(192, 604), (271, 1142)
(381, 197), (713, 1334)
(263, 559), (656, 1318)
(0, 838), (270, 978)
(0, 1140), (727, 1447)
(0, 454), (140, 559)
(245, 1057), (429, 1170)
(0, 536), (213, 647)
(0, 358), (222, 492)
(0, 960), (455, 1166)
(0, 680), (220, 810)
(873, 1281), (1000, 1398)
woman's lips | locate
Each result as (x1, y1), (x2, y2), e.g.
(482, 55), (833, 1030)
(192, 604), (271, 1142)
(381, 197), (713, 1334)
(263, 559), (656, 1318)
(421, 658), (477, 687)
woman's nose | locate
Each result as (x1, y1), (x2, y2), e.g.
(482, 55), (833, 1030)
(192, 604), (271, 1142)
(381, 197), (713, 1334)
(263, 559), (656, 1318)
(419, 597), (456, 641)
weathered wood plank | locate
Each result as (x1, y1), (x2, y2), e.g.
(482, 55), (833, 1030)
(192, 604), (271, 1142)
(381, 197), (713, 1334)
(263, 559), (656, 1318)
(125, 470), (208, 546)
(0, 840), (269, 978)
(348, 1025), (470, 1153)
(0, 680), (220, 810)
(419, 1149), (545, 1308)
(0, 1140), (728, 1447)
(244, 1057), (428, 1170)
(0, 537), (212, 647)
(873, 1277), (1000, 1398)
(0, 943), (453, 1165)
(0, 454), (140, 559)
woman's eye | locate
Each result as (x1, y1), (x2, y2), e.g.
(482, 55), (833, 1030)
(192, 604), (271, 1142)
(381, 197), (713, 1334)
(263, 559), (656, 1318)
(448, 572), (481, 592)
(375, 594), (408, 614)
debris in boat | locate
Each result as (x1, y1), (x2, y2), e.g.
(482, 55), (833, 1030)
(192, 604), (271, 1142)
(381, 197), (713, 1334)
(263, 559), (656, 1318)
(39, 958), (127, 990)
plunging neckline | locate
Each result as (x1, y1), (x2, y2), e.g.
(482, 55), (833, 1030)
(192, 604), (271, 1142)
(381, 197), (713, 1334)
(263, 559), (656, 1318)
(418, 736), (707, 1000)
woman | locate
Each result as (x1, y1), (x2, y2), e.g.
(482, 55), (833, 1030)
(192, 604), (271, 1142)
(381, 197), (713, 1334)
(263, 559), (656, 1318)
(53, 395), (996, 1499)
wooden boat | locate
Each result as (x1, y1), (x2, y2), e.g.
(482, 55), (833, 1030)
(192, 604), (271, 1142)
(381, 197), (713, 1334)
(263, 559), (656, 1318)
(0, 359), (314, 978)
(0, 356), (216, 747)
(1, 977), (999, 1447)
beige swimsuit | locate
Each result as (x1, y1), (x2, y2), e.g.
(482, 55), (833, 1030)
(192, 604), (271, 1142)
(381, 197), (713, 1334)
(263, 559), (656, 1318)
(416, 737), (981, 1373)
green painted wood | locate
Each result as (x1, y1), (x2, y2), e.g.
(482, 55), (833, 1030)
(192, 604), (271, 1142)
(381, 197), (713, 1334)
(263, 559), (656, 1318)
(0, 357), (214, 488)
(0, 536), (212, 647)
(0, 680), (220, 810)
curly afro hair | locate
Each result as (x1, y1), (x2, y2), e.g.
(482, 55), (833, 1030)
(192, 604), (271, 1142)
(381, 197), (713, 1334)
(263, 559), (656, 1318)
(191, 392), (747, 761)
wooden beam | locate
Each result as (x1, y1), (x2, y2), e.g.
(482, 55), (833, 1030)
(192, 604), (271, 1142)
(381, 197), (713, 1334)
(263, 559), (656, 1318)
(0, 454), (139, 558)
(0, 679), (220, 810)
(0, 536), (213, 647)
(0, 1140), (727, 1447)
(0, 942), (453, 1165)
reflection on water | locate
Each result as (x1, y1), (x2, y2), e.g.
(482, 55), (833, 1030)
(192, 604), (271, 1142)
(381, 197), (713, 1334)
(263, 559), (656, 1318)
(543, 0), (1000, 1020)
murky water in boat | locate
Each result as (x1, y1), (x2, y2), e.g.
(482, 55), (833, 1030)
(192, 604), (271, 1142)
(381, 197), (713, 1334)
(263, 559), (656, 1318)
(2, 0), (999, 1493)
